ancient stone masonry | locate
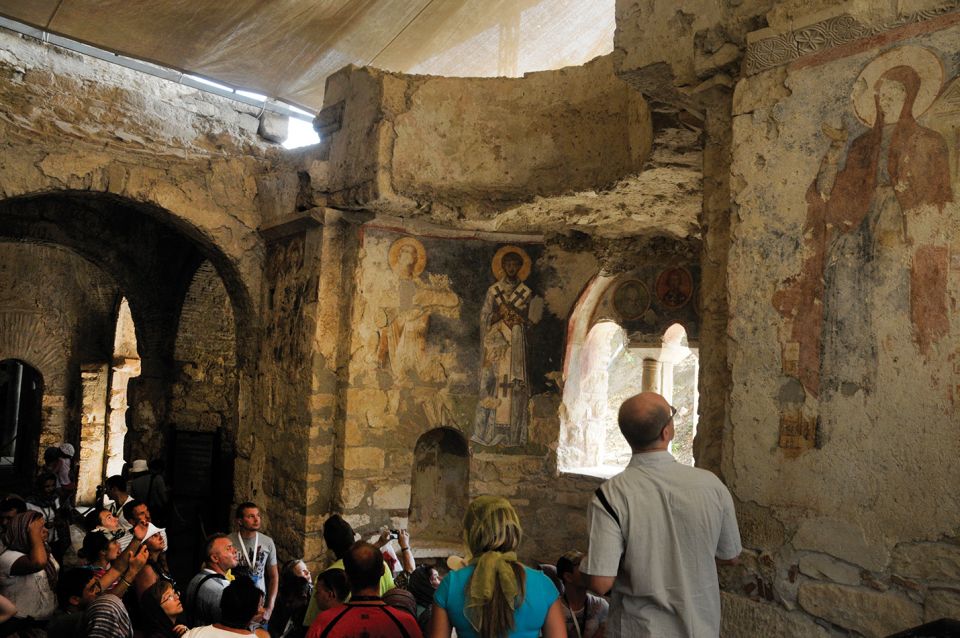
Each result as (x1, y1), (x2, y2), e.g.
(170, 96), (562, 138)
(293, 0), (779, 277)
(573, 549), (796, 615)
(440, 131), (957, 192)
(6, 2), (960, 634)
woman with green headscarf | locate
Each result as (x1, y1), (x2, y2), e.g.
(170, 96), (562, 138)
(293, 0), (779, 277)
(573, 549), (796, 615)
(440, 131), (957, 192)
(430, 496), (565, 638)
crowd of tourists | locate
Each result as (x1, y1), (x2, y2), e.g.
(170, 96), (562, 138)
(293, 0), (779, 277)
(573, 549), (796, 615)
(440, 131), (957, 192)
(0, 391), (742, 637)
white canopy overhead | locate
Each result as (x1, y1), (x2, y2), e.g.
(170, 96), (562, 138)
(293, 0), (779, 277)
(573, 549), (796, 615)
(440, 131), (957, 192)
(0, 0), (614, 111)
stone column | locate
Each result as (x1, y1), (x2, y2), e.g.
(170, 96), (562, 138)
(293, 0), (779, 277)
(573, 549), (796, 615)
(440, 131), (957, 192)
(642, 358), (662, 393)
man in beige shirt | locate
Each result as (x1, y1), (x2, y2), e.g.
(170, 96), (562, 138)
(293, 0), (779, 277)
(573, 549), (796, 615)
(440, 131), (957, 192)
(584, 392), (742, 637)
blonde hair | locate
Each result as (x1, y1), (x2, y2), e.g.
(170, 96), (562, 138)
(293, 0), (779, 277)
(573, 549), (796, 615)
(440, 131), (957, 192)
(463, 496), (526, 638)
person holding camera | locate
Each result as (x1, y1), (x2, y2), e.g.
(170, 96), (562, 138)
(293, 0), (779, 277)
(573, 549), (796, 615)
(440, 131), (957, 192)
(26, 471), (70, 563)
(0, 510), (59, 631)
(375, 528), (416, 586)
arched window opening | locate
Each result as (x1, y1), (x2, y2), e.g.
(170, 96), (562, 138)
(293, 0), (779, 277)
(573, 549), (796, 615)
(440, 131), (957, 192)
(409, 428), (469, 542)
(657, 324), (698, 466)
(560, 322), (699, 476)
(108, 298), (140, 476)
(0, 360), (43, 480)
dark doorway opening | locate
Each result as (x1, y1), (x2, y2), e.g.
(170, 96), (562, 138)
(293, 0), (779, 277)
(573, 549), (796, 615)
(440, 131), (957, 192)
(166, 427), (234, 587)
(0, 359), (43, 494)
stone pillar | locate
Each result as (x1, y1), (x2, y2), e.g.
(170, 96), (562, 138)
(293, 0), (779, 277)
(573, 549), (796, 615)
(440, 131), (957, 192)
(77, 363), (110, 504)
(105, 357), (140, 478)
(660, 361), (675, 404)
(696, 86), (734, 475)
(642, 358), (662, 393)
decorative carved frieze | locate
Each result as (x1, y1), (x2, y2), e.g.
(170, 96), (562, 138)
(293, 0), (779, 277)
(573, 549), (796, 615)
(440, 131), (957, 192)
(745, 3), (960, 75)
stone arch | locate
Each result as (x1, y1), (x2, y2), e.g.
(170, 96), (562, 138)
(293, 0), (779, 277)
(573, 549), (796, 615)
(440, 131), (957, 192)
(0, 312), (67, 395)
(0, 191), (258, 366)
(408, 427), (470, 542)
(0, 191), (260, 485)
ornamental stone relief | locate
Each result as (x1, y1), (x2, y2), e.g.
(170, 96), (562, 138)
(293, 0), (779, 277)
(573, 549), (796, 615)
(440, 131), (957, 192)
(744, 3), (960, 75)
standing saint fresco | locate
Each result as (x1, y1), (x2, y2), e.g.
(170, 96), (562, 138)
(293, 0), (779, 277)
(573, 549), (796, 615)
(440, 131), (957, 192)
(473, 246), (543, 447)
(773, 45), (953, 398)
(376, 236), (461, 419)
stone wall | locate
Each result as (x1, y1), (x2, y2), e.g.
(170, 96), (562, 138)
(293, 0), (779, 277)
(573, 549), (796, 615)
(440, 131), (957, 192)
(319, 220), (605, 561)
(170, 261), (238, 440)
(0, 27), (313, 533)
(721, 6), (960, 636)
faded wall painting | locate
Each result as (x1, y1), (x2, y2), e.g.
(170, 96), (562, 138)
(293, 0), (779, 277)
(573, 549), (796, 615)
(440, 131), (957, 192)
(727, 21), (960, 577)
(773, 45), (957, 401)
(265, 235), (310, 376)
(473, 246), (544, 447)
(590, 263), (701, 343)
(376, 237), (460, 416)
(353, 229), (564, 450)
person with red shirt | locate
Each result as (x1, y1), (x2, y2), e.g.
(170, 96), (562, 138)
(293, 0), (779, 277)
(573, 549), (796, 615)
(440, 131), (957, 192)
(307, 542), (421, 638)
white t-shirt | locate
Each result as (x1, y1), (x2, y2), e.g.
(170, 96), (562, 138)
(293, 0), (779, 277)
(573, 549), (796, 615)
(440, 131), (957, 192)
(183, 626), (257, 637)
(0, 549), (58, 619)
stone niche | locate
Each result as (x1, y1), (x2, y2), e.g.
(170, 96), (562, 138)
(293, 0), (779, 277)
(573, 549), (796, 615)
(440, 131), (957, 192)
(408, 427), (469, 542)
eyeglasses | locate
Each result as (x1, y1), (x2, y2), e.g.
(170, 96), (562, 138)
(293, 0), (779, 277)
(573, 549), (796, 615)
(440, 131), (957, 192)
(160, 590), (181, 605)
(646, 405), (677, 444)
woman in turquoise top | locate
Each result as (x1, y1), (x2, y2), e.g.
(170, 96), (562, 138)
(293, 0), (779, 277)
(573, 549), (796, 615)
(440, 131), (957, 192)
(431, 496), (565, 638)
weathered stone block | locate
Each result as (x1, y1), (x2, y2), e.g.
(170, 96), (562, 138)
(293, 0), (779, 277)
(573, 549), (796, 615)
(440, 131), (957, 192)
(891, 542), (960, 583)
(797, 582), (922, 638)
(258, 112), (288, 143)
(720, 592), (830, 637)
(341, 479), (369, 510)
(343, 447), (385, 471)
(372, 484), (411, 510)
(798, 553), (862, 586)
(735, 499), (785, 550)
(792, 518), (888, 571)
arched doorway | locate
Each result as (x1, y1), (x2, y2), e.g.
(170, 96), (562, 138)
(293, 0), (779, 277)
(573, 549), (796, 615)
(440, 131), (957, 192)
(0, 359), (43, 492)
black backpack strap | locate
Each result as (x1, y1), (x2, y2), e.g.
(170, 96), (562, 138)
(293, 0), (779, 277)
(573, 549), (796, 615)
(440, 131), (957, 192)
(594, 486), (620, 528)
(378, 605), (412, 638)
(187, 572), (225, 616)
(319, 605), (354, 638)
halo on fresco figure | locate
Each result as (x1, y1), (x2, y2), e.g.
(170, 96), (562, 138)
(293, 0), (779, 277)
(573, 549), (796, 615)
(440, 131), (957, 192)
(388, 236), (427, 278)
(491, 245), (532, 281)
(852, 45), (943, 127)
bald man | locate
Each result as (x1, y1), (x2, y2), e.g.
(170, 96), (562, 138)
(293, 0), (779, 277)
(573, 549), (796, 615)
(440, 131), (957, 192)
(583, 392), (741, 638)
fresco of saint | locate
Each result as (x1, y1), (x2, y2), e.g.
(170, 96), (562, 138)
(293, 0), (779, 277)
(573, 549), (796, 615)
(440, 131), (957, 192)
(773, 45), (954, 398)
(473, 246), (543, 447)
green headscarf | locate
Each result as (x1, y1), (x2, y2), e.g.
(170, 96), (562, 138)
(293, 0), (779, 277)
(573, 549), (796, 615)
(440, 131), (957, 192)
(463, 496), (524, 632)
